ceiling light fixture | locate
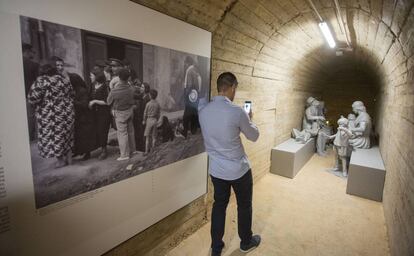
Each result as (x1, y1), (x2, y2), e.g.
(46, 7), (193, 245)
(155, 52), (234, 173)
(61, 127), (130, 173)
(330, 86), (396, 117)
(319, 22), (336, 48)
(307, 0), (337, 49)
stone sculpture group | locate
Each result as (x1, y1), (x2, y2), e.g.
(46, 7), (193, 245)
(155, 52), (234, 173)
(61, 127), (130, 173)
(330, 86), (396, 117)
(292, 97), (372, 177)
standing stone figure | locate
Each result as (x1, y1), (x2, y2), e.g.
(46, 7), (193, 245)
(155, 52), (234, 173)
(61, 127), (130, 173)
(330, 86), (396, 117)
(292, 97), (326, 144)
(349, 101), (372, 149)
(327, 116), (353, 177)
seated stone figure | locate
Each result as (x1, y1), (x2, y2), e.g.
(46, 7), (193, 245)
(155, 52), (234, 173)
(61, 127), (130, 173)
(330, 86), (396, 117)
(349, 101), (372, 149)
(292, 97), (326, 144)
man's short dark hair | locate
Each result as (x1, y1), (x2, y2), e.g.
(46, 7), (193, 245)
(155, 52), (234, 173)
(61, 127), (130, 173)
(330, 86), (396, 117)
(217, 72), (238, 92)
(118, 68), (130, 81)
(149, 89), (158, 99)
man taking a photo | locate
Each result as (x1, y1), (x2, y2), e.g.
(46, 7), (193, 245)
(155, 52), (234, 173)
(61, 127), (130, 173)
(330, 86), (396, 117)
(199, 72), (260, 256)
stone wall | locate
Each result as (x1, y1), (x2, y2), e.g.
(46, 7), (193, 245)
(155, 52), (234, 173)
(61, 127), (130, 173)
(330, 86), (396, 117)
(375, 2), (414, 255)
(106, 1), (414, 255)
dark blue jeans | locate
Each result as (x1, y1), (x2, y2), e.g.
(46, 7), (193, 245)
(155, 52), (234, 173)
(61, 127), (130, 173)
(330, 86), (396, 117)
(210, 169), (253, 253)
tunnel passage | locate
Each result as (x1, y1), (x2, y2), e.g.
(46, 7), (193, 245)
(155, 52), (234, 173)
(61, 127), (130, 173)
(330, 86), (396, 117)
(120, 1), (414, 256)
(295, 46), (384, 129)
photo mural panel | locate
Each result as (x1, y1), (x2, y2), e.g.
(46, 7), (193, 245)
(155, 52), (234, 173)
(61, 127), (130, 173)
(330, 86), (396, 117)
(20, 15), (210, 209)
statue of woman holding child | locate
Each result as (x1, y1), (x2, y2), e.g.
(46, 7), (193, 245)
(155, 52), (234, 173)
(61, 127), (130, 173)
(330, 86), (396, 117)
(349, 101), (372, 149)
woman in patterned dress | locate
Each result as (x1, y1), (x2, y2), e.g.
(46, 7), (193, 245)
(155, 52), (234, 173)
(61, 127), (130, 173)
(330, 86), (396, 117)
(27, 64), (75, 168)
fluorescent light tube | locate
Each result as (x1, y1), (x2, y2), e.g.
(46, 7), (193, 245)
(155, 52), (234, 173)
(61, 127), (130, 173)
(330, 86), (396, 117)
(319, 22), (336, 48)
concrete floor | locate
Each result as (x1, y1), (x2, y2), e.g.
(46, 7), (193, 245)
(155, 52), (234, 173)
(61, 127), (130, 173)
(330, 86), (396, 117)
(167, 151), (390, 256)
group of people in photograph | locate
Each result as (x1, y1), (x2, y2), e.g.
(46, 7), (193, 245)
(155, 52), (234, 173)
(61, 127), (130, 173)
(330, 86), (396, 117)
(23, 43), (199, 168)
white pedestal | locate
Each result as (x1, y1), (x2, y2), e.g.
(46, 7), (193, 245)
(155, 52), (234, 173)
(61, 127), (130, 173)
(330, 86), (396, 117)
(346, 147), (386, 202)
(270, 138), (315, 178)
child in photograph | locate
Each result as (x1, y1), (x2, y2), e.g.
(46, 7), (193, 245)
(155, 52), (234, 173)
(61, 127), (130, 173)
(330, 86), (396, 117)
(107, 68), (136, 161)
(174, 119), (186, 139)
(143, 89), (161, 155)
(327, 116), (353, 177)
(158, 116), (175, 143)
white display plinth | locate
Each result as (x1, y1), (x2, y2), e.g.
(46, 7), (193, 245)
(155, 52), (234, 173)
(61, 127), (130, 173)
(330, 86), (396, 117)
(270, 138), (315, 178)
(346, 147), (386, 202)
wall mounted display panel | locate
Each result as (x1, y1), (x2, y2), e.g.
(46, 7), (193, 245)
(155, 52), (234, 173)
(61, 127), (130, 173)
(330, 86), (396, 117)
(0, 0), (211, 255)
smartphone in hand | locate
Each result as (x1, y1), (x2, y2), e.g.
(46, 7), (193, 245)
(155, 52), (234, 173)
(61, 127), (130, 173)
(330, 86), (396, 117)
(244, 101), (252, 113)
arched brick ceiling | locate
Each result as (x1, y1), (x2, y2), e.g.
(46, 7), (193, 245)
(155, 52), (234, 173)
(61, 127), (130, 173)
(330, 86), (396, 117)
(133, 0), (413, 93)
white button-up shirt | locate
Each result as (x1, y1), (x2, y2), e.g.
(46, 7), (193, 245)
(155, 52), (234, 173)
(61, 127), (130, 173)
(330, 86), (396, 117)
(198, 96), (259, 180)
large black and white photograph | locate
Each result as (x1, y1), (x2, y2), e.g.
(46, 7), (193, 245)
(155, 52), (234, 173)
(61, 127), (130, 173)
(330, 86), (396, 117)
(20, 15), (210, 209)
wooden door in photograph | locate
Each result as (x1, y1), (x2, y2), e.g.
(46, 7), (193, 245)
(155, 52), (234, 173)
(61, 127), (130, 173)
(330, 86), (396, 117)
(84, 35), (108, 78)
(125, 44), (143, 81)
